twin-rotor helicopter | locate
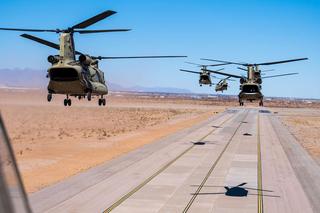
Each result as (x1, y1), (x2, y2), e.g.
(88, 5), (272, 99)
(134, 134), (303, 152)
(0, 10), (186, 106)
(179, 62), (234, 92)
(200, 58), (308, 106)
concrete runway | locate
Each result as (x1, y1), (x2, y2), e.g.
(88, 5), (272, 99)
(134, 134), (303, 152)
(29, 108), (320, 213)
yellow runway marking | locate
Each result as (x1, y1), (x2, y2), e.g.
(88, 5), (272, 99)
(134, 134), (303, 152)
(257, 113), (264, 213)
(104, 113), (235, 212)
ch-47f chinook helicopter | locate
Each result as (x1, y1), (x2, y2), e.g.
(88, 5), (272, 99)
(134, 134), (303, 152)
(214, 76), (235, 92)
(0, 10), (186, 106)
(201, 58), (308, 106)
(179, 62), (228, 87)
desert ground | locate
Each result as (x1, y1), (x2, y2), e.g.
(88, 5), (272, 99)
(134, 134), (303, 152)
(0, 88), (319, 194)
(273, 108), (320, 164)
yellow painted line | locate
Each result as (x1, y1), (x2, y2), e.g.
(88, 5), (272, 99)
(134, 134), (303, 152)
(103, 112), (235, 213)
(183, 110), (249, 212)
(257, 113), (264, 213)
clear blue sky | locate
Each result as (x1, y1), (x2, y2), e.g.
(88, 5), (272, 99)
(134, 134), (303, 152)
(0, 0), (319, 98)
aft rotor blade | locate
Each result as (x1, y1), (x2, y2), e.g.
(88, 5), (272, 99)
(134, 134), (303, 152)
(237, 67), (247, 71)
(201, 58), (245, 66)
(261, 69), (275, 72)
(262, 73), (299, 79)
(0, 27), (57, 32)
(179, 69), (201, 74)
(20, 34), (83, 55)
(206, 69), (243, 78)
(94, 56), (187, 60)
(72, 10), (117, 29)
(256, 58), (308, 66)
(75, 29), (131, 34)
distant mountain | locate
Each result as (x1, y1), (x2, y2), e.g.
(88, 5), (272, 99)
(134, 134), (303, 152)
(0, 68), (192, 93)
(0, 68), (47, 88)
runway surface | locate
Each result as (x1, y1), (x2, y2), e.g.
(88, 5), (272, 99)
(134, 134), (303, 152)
(29, 108), (320, 213)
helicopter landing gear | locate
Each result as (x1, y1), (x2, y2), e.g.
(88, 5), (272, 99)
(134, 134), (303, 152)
(200, 84), (202, 87)
(47, 93), (52, 102)
(98, 97), (106, 106)
(259, 100), (264, 107)
(64, 95), (71, 106)
(87, 92), (92, 101)
(239, 100), (244, 106)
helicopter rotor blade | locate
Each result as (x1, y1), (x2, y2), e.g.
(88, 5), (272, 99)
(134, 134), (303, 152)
(94, 56), (187, 60)
(201, 58), (245, 66)
(20, 34), (83, 55)
(185, 62), (202, 66)
(262, 73), (299, 79)
(260, 69), (275, 72)
(0, 28), (57, 33)
(20, 34), (60, 50)
(75, 29), (131, 34)
(72, 10), (117, 29)
(256, 58), (308, 66)
(237, 67), (248, 71)
(179, 69), (202, 74)
(206, 69), (243, 79)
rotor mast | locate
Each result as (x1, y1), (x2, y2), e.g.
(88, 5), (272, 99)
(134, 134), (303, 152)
(59, 32), (76, 61)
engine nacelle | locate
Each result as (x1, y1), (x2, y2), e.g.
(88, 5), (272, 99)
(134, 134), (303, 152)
(79, 54), (93, 66)
(47, 55), (60, 64)
(256, 78), (262, 84)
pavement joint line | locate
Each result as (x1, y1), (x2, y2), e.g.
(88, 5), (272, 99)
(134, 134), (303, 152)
(257, 113), (264, 213)
(103, 111), (236, 213)
(183, 109), (250, 213)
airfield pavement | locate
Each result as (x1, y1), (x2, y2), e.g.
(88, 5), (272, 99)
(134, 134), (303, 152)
(1, 89), (320, 213)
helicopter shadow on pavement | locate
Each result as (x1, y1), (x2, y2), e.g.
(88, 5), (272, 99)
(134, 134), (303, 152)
(190, 183), (280, 198)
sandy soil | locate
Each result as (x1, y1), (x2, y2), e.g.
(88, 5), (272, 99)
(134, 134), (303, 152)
(0, 89), (225, 193)
(273, 108), (320, 164)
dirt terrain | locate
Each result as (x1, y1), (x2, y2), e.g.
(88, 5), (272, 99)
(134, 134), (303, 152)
(1, 89), (319, 193)
(273, 108), (320, 164)
(0, 89), (226, 193)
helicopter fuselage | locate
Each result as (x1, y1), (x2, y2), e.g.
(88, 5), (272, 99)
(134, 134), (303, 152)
(238, 82), (263, 104)
(47, 61), (108, 97)
(199, 72), (212, 86)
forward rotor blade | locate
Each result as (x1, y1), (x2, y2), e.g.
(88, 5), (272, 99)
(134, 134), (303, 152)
(256, 58), (308, 66)
(262, 73), (298, 79)
(206, 69), (243, 79)
(0, 27), (57, 32)
(201, 58), (245, 66)
(179, 69), (201, 74)
(20, 34), (60, 50)
(75, 29), (131, 34)
(20, 34), (83, 55)
(94, 56), (187, 60)
(72, 10), (117, 29)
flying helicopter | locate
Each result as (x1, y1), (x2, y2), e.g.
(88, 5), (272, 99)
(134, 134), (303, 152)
(201, 58), (308, 106)
(0, 10), (186, 106)
(179, 62), (228, 87)
(214, 76), (235, 92)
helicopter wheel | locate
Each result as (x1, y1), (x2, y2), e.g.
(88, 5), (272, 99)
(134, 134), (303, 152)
(47, 93), (52, 102)
(98, 98), (106, 106)
(64, 99), (68, 106)
(67, 99), (72, 106)
(87, 93), (92, 101)
(259, 100), (264, 107)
